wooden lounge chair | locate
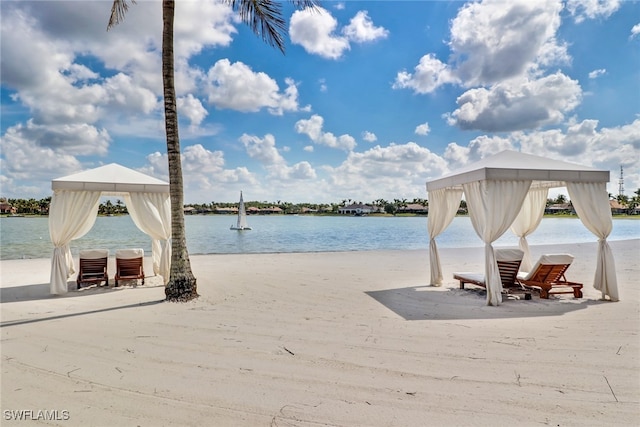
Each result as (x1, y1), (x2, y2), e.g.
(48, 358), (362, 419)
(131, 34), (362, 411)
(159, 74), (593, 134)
(114, 248), (145, 287)
(454, 249), (524, 292)
(517, 254), (583, 299)
(77, 249), (109, 288)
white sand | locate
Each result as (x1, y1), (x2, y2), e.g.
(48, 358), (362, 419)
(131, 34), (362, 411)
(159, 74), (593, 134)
(1, 240), (639, 426)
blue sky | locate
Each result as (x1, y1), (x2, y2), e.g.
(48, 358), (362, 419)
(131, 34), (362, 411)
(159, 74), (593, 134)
(1, 0), (639, 203)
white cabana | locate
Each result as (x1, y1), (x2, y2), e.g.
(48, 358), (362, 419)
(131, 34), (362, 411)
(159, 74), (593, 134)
(426, 150), (618, 306)
(49, 163), (171, 295)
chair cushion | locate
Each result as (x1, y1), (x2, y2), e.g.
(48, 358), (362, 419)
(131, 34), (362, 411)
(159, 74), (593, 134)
(453, 273), (486, 284)
(79, 249), (109, 259)
(518, 253), (574, 281)
(495, 249), (524, 262)
(115, 248), (144, 259)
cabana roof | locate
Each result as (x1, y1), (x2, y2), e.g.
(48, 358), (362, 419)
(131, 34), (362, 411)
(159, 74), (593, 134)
(52, 163), (169, 194)
(426, 150), (609, 191)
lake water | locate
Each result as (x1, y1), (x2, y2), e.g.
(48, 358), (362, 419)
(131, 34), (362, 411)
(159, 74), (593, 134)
(0, 215), (638, 260)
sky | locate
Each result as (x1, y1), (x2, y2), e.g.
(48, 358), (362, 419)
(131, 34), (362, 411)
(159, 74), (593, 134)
(1, 0), (639, 204)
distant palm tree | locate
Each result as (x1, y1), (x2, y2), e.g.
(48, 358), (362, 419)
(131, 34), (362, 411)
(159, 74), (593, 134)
(108, 0), (318, 301)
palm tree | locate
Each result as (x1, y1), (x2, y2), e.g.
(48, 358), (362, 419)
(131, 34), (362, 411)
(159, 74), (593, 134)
(108, 0), (317, 301)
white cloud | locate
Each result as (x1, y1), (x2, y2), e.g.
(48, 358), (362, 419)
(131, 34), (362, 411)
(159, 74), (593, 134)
(295, 115), (357, 151)
(177, 94), (208, 127)
(566, 0), (620, 23)
(342, 11), (389, 43)
(290, 8), (350, 59)
(239, 134), (316, 181)
(0, 0), (249, 180)
(102, 73), (159, 115)
(143, 144), (258, 202)
(392, 0), (585, 137)
(393, 54), (458, 94)
(415, 122), (431, 136)
(450, 0), (566, 86)
(204, 59), (303, 115)
(443, 119), (640, 194)
(290, 7), (387, 59)
(630, 23), (640, 39)
(172, 1), (237, 58)
(362, 131), (377, 142)
(444, 134), (515, 168)
(240, 134), (284, 166)
(514, 120), (640, 193)
(588, 69), (607, 79)
(0, 122), (87, 193)
(446, 72), (582, 132)
(394, 0), (568, 94)
(325, 143), (449, 200)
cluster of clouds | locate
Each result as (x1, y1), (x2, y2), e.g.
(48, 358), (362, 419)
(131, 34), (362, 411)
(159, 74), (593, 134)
(393, 0), (579, 132)
(0, 0), (638, 203)
(290, 9), (388, 59)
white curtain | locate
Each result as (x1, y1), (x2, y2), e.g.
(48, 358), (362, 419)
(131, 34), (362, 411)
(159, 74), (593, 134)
(49, 190), (101, 294)
(567, 182), (619, 301)
(124, 192), (172, 284)
(463, 179), (532, 306)
(510, 186), (548, 271)
(427, 187), (463, 285)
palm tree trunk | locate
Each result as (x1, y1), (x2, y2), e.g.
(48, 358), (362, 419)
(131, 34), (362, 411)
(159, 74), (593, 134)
(162, 0), (198, 301)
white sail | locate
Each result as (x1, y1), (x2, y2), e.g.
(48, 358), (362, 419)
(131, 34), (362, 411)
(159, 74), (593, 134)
(231, 191), (252, 230)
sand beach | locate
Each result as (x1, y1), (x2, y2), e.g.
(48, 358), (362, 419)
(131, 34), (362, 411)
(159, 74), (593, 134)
(1, 239), (639, 426)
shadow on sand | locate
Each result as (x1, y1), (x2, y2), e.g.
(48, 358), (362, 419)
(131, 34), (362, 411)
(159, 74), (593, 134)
(365, 285), (606, 321)
(0, 298), (165, 328)
(0, 281), (163, 304)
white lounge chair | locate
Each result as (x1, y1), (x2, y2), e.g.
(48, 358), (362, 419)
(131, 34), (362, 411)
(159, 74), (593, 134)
(115, 248), (145, 286)
(517, 254), (583, 299)
(78, 249), (109, 288)
(453, 249), (524, 292)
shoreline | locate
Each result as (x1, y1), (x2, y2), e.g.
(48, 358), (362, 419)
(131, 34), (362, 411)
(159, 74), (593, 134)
(1, 236), (639, 263)
(1, 239), (639, 426)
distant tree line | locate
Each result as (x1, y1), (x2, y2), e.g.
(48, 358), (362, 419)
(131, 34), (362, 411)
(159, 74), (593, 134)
(2, 189), (639, 216)
(0, 197), (52, 215)
(189, 197), (431, 215)
(546, 189), (640, 210)
(0, 197), (128, 216)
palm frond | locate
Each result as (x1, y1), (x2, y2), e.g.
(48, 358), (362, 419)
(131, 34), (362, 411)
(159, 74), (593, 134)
(290, 0), (320, 11)
(107, 0), (136, 31)
(229, 0), (320, 54)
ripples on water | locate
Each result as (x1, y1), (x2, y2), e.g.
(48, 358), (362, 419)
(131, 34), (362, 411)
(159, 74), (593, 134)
(1, 215), (638, 260)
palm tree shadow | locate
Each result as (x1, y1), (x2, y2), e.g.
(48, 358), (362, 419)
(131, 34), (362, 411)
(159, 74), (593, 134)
(365, 285), (605, 321)
(1, 281), (163, 304)
(1, 299), (164, 328)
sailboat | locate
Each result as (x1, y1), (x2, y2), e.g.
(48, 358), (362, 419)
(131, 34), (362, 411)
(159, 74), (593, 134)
(230, 191), (252, 230)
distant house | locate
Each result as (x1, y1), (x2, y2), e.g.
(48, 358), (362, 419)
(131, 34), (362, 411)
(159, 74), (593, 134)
(301, 207), (317, 214)
(398, 203), (428, 214)
(183, 206), (196, 215)
(609, 200), (627, 215)
(338, 203), (373, 215)
(0, 202), (16, 215)
(215, 207), (238, 215)
(545, 203), (574, 214)
(259, 206), (283, 215)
